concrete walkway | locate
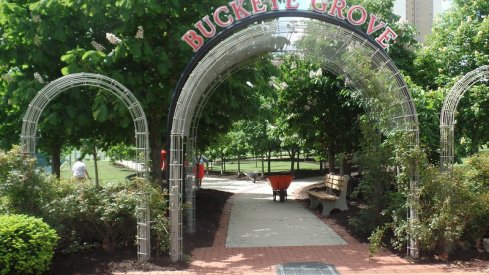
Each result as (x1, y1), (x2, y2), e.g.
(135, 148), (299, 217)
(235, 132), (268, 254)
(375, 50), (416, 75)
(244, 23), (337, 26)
(224, 179), (346, 248)
(115, 176), (488, 275)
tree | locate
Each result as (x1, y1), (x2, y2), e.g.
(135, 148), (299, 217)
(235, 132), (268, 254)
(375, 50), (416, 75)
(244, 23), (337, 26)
(349, 0), (419, 76)
(196, 59), (276, 151)
(0, 0), (235, 182)
(270, 0), (418, 172)
(0, 1), (87, 175)
(0, 1), (135, 177)
(271, 56), (362, 173)
(415, 0), (489, 90)
(414, 0), (489, 160)
(59, 0), (240, 183)
(406, 77), (446, 164)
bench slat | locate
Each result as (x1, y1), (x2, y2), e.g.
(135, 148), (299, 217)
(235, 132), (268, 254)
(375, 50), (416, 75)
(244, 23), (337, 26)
(325, 174), (345, 191)
(307, 191), (337, 201)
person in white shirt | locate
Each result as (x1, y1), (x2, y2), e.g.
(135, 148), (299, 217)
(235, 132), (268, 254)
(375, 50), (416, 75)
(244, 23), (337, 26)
(72, 157), (90, 181)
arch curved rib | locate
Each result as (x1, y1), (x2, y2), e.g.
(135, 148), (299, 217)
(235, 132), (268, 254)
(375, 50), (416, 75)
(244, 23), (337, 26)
(440, 65), (489, 170)
(19, 73), (151, 260)
(167, 10), (421, 262)
(20, 73), (149, 164)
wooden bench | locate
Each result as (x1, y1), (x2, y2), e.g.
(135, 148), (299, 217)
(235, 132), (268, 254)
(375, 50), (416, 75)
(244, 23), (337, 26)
(307, 174), (350, 216)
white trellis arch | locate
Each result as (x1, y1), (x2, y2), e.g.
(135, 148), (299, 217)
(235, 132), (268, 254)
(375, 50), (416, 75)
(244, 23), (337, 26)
(168, 11), (420, 262)
(20, 72), (151, 261)
(440, 65), (489, 171)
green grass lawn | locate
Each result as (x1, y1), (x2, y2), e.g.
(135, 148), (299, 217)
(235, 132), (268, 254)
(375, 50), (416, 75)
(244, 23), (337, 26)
(60, 159), (135, 184)
(60, 158), (321, 183)
(208, 158), (320, 174)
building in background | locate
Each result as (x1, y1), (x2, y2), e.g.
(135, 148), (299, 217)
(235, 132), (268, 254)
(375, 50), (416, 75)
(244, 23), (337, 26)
(393, 0), (453, 43)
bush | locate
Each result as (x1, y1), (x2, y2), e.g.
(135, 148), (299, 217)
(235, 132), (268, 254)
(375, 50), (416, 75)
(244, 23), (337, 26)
(48, 178), (169, 255)
(0, 214), (58, 275)
(391, 153), (489, 255)
(0, 146), (56, 216)
(350, 121), (406, 239)
(0, 146), (170, 257)
(105, 143), (136, 164)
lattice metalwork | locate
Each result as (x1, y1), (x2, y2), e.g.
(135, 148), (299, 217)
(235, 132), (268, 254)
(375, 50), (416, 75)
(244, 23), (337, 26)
(440, 65), (489, 171)
(185, 137), (197, 234)
(19, 72), (151, 261)
(168, 11), (420, 262)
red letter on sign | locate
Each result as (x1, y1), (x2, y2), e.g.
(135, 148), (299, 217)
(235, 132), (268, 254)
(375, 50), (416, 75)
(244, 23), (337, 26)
(269, 0), (280, 10)
(229, 0), (252, 20)
(214, 6), (234, 27)
(195, 16), (217, 38)
(376, 27), (398, 49)
(347, 5), (367, 26)
(328, 0), (346, 20)
(181, 30), (204, 52)
(367, 14), (386, 35)
(251, 0), (267, 14)
(311, 0), (327, 13)
(286, 0), (299, 10)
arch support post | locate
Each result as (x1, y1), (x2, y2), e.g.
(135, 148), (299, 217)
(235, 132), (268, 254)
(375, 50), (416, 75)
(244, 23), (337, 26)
(185, 137), (197, 234)
(408, 162), (420, 258)
(440, 125), (455, 171)
(169, 134), (184, 262)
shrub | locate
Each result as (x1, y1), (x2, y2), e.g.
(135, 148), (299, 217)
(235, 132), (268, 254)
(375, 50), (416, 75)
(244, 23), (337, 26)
(48, 177), (169, 254)
(105, 143), (136, 164)
(413, 153), (489, 254)
(350, 121), (405, 238)
(0, 146), (56, 216)
(0, 214), (58, 275)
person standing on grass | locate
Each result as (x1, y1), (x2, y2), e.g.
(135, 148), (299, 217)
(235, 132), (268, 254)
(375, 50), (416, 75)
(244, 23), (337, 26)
(72, 157), (91, 181)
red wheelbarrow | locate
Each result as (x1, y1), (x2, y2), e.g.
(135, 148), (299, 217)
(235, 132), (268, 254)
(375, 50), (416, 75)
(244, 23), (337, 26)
(266, 175), (294, 202)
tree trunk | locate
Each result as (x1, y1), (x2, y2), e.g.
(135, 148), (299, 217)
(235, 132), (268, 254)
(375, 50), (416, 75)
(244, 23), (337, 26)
(221, 155), (225, 175)
(92, 145), (100, 188)
(261, 155), (265, 176)
(50, 143), (61, 179)
(296, 149), (300, 170)
(290, 147), (296, 173)
(320, 160), (324, 172)
(102, 224), (115, 252)
(267, 148), (272, 173)
(328, 149), (335, 174)
(237, 154), (241, 176)
(343, 154), (352, 175)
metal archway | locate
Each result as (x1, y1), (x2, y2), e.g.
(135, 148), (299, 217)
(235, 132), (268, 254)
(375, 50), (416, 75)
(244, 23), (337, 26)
(168, 10), (420, 262)
(440, 65), (489, 170)
(20, 72), (151, 261)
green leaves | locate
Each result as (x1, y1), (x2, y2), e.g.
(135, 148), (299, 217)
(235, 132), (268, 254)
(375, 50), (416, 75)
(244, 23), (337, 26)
(416, 0), (489, 88)
(1, 2), (23, 15)
(92, 101), (109, 122)
(81, 50), (106, 64)
(61, 63), (81, 75)
(0, 214), (58, 275)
